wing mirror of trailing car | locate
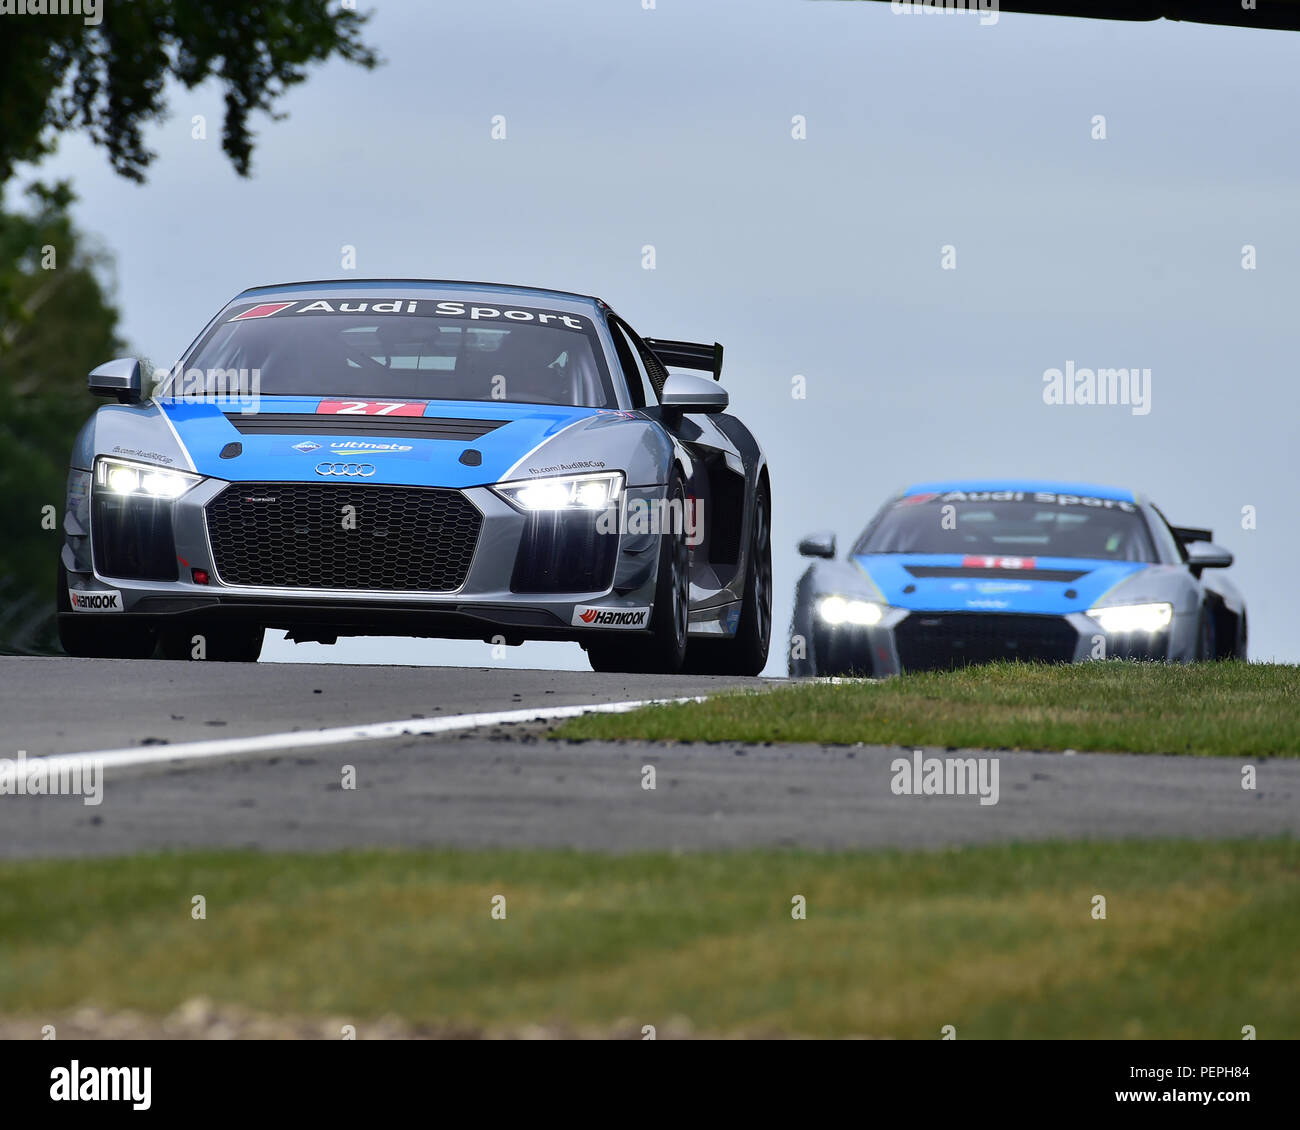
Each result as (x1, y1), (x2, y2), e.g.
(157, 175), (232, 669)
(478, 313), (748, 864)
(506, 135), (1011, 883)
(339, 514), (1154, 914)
(1186, 540), (1233, 575)
(798, 531), (837, 559)
(660, 372), (729, 424)
(89, 358), (144, 404)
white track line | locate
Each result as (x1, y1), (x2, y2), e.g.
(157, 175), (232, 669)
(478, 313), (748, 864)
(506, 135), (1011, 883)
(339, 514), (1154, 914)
(32, 696), (707, 775)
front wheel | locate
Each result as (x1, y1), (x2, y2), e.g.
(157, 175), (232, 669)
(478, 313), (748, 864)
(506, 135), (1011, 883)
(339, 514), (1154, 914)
(586, 473), (689, 674)
(1195, 606), (1216, 662)
(684, 481), (772, 676)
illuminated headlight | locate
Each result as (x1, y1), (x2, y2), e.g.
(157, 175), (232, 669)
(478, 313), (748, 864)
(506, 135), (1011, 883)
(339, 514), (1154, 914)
(94, 456), (200, 499)
(494, 471), (624, 511)
(1086, 602), (1173, 634)
(817, 595), (884, 627)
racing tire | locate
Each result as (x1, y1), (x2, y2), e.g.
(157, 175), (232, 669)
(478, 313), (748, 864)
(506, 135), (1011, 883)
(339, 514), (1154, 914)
(586, 472), (689, 674)
(683, 481), (772, 676)
(159, 623), (264, 662)
(1196, 606), (1216, 662)
(56, 560), (156, 659)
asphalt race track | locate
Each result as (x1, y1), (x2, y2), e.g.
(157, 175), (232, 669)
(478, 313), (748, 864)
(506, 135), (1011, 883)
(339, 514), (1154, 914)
(0, 657), (1294, 858)
(2, 656), (761, 757)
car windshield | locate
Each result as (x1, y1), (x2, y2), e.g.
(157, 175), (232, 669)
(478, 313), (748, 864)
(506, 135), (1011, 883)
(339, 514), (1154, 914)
(856, 494), (1157, 563)
(178, 301), (616, 407)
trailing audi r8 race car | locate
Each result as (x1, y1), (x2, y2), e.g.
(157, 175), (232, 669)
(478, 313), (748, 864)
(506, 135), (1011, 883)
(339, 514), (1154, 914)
(58, 280), (772, 674)
(789, 479), (1246, 676)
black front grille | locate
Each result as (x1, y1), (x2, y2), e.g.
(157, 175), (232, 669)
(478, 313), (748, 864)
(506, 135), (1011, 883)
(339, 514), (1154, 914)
(224, 414), (503, 440)
(895, 612), (1078, 671)
(206, 483), (480, 591)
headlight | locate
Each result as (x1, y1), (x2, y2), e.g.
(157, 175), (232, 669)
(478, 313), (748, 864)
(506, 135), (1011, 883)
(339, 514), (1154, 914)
(1086, 602), (1173, 634)
(494, 471), (624, 511)
(94, 456), (201, 500)
(817, 594), (884, 627)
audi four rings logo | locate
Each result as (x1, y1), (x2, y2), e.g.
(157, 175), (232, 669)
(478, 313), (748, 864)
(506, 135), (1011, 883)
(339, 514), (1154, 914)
(315, 461), (376, 477)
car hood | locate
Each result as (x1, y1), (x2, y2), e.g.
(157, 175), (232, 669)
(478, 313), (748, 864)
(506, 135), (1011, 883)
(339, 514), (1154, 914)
(162, 397), (615, 487)
(851, 553), (1150, 614)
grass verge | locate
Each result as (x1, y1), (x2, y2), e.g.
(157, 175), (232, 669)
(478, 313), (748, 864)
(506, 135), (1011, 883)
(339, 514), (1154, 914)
(1, 841), (1297, 1038)
(554, 661), (1300, 756)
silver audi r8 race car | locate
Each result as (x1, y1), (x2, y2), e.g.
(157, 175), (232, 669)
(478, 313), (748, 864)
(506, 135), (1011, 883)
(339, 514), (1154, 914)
(58, 280), (772, 674)
(789, 479), (1246, 676)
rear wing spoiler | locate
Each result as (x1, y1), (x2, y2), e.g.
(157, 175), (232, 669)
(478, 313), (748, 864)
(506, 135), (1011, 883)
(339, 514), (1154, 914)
(1172, 525), (1214, 545)
(644, 338), (724, 382)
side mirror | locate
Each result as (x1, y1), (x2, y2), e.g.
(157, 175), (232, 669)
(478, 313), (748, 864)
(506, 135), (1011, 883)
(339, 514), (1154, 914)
(660, 372), (729, 420)
(89, 358), (143, 404)
(798, 531), (836, 559)
(1186, 540), (1233, 575)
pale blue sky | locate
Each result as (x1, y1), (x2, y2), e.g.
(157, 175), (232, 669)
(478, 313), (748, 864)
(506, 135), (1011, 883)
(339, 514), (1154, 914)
(18, 0), (1300, 667)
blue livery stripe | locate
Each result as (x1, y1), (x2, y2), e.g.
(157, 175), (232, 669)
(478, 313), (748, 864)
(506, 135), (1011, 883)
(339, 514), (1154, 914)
(163, 398), (599, 487)
(853, 554), (1149, 614)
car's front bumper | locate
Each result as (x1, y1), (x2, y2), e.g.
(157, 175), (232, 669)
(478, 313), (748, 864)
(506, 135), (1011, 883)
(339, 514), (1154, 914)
(62, 472), (664, 643)
(810, 606), (1184, 676)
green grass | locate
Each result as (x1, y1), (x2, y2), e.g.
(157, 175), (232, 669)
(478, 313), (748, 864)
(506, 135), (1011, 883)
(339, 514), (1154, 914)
(555, 661), (1300, 756)
(1, 842), (1297, 1038)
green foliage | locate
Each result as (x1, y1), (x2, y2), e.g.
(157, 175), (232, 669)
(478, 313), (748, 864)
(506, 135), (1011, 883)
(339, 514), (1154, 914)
(0, 3), (379, 649)
(0, 0), (378, 186)
(0, 182), (121, 651)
